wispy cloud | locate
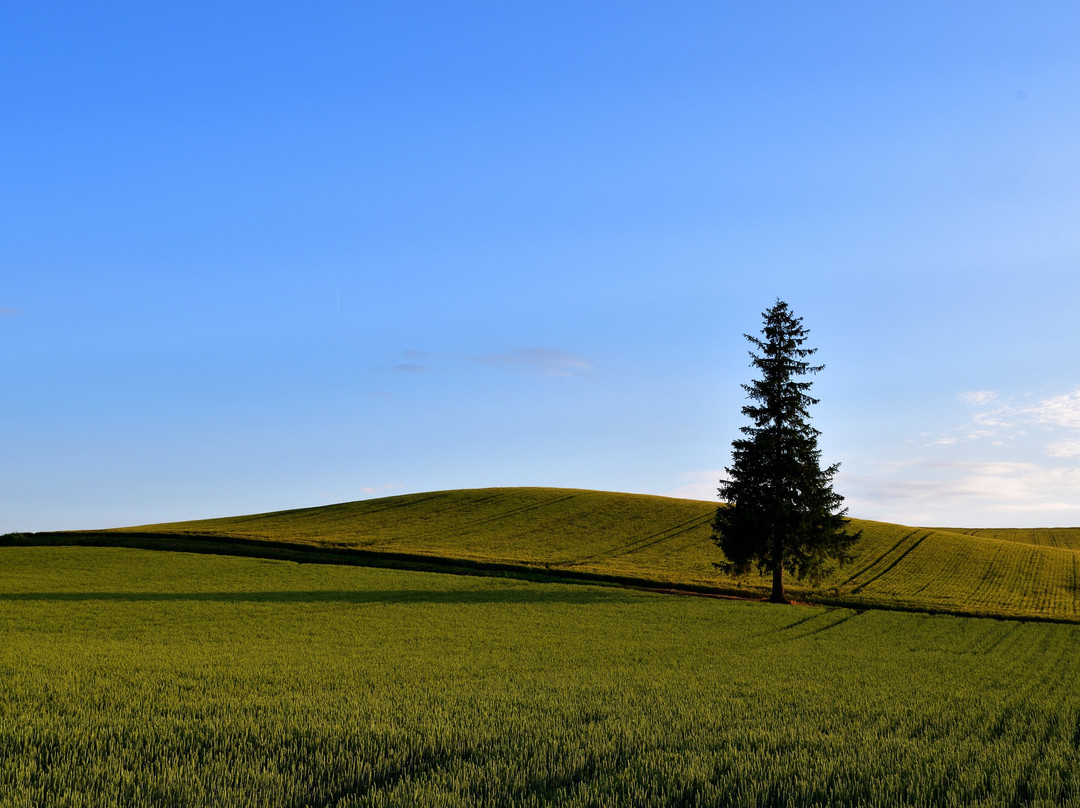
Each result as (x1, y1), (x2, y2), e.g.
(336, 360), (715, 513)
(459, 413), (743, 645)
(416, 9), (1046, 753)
(0, 307), (20, 316)
(939, 387), (1080, 456)
(389, 363), (427, 373)
(1025, 390), (1080, 431)
(1047, 440), (1080, 459)
(959, 390), (998, 406)
(873, 387), (1080, 523)
(477, 348), (595, 378)
(841, 460), (1080, 527)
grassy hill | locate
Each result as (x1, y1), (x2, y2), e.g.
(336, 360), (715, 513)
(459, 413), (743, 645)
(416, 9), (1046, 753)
(936, 526), (1080, 550)
(23, 486), (1080, 623)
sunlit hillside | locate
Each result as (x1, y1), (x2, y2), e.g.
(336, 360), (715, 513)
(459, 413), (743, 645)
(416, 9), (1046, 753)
(27, 487), (1073, 623)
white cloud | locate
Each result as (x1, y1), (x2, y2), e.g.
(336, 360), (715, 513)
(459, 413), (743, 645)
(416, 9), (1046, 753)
(1025, 390), (1080, 431)
(1047, 440), (1080, 459)
(950, 387), (1080, 459)
(478, 348), (595, 378)
(970, 407), (1017, 430)
(846, 387), (1080, 525)
(959, 390), (998, 406)
(840, 460), (1080, 527)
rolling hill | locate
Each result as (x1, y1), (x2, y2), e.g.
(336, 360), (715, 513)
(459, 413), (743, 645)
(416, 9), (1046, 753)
(17, 487), (1080, 622)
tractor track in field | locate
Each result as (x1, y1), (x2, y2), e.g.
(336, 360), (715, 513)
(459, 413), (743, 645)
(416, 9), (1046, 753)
(840, 529), (922, 588)
(851, 531), (931, 594)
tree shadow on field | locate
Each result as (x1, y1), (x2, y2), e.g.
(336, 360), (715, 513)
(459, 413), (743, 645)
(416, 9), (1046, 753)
(0, 587), (631, 605)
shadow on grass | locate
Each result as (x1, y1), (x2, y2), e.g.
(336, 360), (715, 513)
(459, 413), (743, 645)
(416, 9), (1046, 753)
(0, 587), (636, 605)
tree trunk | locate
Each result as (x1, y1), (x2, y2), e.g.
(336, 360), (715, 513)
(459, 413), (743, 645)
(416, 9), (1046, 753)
(770, 565), (789, 604)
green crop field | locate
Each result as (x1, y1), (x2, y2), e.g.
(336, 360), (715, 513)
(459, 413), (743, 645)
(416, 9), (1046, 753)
(940, 527), (1080, 551)
(25, 487), (1080, 623)
(8, 489), (1080, 805)
(4, 545), (1080, 808)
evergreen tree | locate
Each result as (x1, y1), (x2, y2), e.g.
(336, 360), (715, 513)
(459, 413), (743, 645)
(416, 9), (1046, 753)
(712, 300), (858, 603)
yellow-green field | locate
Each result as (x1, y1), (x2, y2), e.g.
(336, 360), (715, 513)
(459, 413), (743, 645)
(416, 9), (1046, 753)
(7, 491), (1080, 805)
(4, 545), (1080, 808)
(25, 487), (1080, 623)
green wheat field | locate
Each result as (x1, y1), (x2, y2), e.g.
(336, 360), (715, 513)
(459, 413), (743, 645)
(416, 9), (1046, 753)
(5, 488), (1080, 806)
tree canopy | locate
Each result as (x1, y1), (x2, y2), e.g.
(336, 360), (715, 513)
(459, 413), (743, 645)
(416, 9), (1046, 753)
(712, 300), (858, 603)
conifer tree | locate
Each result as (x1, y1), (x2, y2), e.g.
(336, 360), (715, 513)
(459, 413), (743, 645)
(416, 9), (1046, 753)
(712, 300), (858, 603)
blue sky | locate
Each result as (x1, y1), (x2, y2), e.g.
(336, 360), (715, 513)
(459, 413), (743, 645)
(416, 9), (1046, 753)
(4, 2), (1080, 531)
